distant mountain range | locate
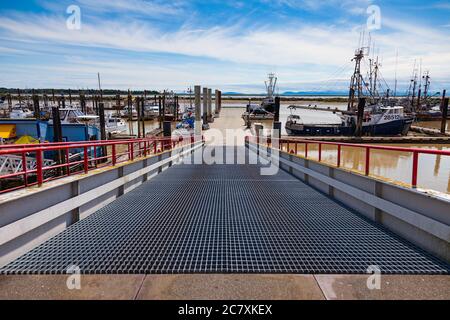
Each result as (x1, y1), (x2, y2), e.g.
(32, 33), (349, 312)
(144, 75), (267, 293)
(222, 91), (348, 96)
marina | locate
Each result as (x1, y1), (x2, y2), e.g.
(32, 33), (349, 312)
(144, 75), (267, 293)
(0, 0), (449, 305)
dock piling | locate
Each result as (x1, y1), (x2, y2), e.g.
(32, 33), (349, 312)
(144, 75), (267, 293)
(32, 90), (40, 119)
(99, 102), (108, 158)
(441, 98), (449, 134)
(194, 85), (201, 135)
(137, 97), (142, 138)
(51, 106), (64, 174)
(158, 95), (162, 129)
(355, 98), (366, 137)
(215, 89), (219, 115)
(274, 97), (280, 122)
(202, 88), (209, 130)
(207, 88), (213, 123)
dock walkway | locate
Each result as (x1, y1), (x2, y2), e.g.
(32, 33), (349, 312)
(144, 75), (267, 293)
(1, 159), (448, 275)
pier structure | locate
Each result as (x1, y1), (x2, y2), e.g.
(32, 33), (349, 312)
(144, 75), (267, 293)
(0, 99), (449, 300)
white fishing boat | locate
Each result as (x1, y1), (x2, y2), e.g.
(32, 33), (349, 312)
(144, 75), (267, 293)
(9, 103), (33, 119)
(50, 108), (99, 124)
(106, 115), (127, 134)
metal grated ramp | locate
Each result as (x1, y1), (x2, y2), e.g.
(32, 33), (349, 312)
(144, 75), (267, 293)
(1, 164), (449, 275)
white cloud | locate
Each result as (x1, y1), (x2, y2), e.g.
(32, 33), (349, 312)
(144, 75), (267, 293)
(0, 8), (449, 91)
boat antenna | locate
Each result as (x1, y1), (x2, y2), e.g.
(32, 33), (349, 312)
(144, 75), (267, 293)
(394, 49), (398, 98)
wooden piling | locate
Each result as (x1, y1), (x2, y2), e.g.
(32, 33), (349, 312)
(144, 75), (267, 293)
(215, 89), (220, 115)
(203, 87), (208, 126)
(80, 91), (86, 114)
(137, 97), (142, 138)
(162, 92), (166, 121)
(32, 90), (40, 119)
(7, 93), (12, 111)
(274, 97), (280, 122)
(207, 88), (213, 123)
(417, 89), (421, 110)
(194, 86), (201, 135)
(158, 95), (163, 129)
(43, 94), (48, 108)
(174, 95), (179, 121)
(163, 121), (171, 137)
(98, 102), (108, 158)
(51, 106), (64, 174)
(440, 90), (446, 112)
(141, 97), (146, 137)
(127, 90), (133, 135)
(441, 98), (449, 134)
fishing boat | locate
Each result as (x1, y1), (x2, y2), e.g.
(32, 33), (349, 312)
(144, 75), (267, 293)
(242, 107), (274, 121)
(286, 105), (413, 136)
(261, 73), (277, 113)
(106, 115), (127, 134)
(9, 103), (33, 119)
(50, 107), (99, 124)
(143, 103), (159, 119)
(245, 74), (278, 113)
(286, 43), (413, 136)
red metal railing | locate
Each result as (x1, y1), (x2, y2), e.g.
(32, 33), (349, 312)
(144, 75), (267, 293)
(248, 136), (450, 189)
(0, 136), (197, 194)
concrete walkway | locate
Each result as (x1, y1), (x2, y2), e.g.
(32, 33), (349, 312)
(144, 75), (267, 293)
(1, 274), (449, 300)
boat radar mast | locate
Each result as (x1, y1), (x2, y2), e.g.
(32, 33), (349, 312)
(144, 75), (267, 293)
(347, 46), (369, 111)
(265, 73), (277, 99)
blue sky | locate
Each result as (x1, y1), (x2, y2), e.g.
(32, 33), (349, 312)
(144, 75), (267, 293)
(0, 0), (449, 93)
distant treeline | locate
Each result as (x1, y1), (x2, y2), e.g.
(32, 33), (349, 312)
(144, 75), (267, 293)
(0, 88), (160, 95)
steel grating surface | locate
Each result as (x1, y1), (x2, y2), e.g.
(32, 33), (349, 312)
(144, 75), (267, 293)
(1, 163), (449, 275)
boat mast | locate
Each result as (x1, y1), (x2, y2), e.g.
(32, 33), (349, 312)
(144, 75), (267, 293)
(422, 71), (430, 101)
(265, 73), (277, 99)
(394, 50), (398, 98)
(348, 48), (365, 111)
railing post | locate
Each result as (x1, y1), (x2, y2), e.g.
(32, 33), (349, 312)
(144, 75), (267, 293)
(305, 142), (308, 158)
(112, 144), (116, 166)
(337, 145), (341, 167)
(294, 143), (298, 155)
(365, 147), (370, 176)
(36, 149), (43, 187)
(93, 146), (97, 168)
(66, 148), (70, 176)
(22, 152), (28, 186)
(412, 151), (419, 188)
(83, 146), (88, 174)
(130, 142), (134, 161)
